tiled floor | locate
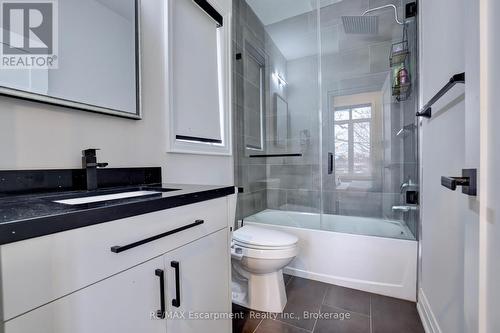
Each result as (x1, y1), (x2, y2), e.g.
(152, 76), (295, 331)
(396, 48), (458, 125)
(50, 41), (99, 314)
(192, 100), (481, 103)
(233, 275), (425, 333)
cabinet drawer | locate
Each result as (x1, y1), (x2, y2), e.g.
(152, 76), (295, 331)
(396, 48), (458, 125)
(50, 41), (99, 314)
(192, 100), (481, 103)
(1, 197), (229, 321)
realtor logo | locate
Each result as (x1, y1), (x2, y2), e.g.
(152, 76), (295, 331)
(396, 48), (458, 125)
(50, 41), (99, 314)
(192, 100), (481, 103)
(1, 0), (58, 68)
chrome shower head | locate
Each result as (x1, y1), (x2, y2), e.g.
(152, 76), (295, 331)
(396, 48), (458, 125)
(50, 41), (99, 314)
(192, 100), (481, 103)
(341, 15), (379, 34)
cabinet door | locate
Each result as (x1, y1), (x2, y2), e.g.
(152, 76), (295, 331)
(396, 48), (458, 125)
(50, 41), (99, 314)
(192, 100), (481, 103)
(5, 257), (167, 333)
(165, 229), (231, 333)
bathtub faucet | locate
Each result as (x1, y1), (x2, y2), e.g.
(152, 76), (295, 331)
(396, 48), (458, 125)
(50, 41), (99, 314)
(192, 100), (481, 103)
(392, 205), (419, 213)
(400, 179), (418, 193)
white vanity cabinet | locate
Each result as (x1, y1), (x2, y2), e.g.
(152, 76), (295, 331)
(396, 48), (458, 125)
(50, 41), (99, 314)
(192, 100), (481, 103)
(1, 195), (234, 333)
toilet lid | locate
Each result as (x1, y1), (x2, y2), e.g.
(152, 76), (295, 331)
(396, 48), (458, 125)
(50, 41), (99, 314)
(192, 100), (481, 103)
(233, 225), (298, 248)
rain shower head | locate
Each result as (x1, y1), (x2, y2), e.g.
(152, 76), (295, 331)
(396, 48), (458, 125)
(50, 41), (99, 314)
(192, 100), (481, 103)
(342, 4), (403, 35)
(341, 15), (379, 34)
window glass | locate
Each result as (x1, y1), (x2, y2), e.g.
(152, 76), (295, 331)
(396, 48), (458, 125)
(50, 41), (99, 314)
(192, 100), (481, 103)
(333, 105), (372, 177)
(353, 122), (371, 174)
(334, 123), (349, 175)
(352, 106), (371, 119)
(334, 110), (350, 121)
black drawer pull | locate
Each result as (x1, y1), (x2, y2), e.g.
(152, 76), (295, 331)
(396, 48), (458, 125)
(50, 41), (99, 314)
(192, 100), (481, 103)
(110, 220), (204, 253)
(171, 261), (181, 308)
(155, 269), (166, 319)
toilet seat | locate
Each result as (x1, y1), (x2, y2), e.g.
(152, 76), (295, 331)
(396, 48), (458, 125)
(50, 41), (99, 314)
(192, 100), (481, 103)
(232, 243), (298, 260)
(232, 225), (299, 259)
(233, 225), (298, 248)
(233, 239), (296, 250)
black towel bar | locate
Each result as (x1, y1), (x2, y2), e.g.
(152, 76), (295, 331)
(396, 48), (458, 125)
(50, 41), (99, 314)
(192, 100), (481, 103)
(249, 153), (302, 158)
(416, 72), (465, 118)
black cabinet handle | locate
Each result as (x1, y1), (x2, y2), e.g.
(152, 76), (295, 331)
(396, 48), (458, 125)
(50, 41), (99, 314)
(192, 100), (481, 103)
(328, 153), (334, 175)
(110, 220), (204, 253)
(155, 269), (166, 319)
(441, 169), (477, 196)
(171, 261), (181, 308)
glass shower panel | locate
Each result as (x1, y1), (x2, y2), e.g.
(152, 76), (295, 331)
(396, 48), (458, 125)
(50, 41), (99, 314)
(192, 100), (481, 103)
(232, 0), (322, 225)
(319, 0), (419, 240)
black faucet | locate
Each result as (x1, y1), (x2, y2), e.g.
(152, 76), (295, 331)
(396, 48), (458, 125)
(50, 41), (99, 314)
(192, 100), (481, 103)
(82, 149), (108, 191)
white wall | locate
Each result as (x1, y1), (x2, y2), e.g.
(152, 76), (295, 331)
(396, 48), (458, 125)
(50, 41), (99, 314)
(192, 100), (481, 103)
(463, 1), (480, 332)
(0, 0), (233, 186)
(481, 1), (500, 332)
(416, 1), (500, 331)
(418, 0), (480, 332)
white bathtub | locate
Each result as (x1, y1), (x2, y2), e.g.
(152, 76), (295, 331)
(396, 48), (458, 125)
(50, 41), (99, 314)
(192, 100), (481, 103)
(243, 209), (418, 301)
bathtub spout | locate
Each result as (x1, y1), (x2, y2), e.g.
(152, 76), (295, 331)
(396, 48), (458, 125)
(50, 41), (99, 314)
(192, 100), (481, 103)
(392, 205), (419, 212)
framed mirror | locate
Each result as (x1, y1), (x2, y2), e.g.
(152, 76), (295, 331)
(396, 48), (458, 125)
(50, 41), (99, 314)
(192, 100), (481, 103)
(275, 93), (288, 147)
(0, 0), (141, 119)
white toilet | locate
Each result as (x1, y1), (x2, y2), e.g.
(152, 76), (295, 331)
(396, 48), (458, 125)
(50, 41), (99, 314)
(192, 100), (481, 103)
(231, 224), (299, 313)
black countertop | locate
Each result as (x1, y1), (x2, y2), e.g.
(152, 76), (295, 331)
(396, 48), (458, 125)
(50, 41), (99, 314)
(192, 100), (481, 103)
(0, 184), (235, 245)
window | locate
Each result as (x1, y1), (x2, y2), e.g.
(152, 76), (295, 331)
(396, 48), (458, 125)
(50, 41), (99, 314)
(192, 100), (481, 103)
(167, 0), (231, 155)
(334, 104), (372, 177)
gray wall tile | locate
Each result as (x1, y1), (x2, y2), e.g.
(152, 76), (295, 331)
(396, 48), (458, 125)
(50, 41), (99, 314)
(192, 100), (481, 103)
(285, 190), (321, 213)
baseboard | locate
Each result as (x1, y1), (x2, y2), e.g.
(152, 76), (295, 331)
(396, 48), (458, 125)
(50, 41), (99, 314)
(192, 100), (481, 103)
(417, 288), (442, 333)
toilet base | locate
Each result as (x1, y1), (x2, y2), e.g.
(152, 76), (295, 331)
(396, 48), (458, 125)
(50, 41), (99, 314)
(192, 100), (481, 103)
(232, 267), (287, 313)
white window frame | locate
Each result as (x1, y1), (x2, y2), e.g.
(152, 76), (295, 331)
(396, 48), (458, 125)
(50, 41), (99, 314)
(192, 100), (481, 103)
(333, 103), (373, 179)
(164, 0), (232, 156)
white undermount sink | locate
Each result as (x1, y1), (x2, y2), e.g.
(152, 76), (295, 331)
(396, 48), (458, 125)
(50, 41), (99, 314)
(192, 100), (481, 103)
(53, 190), (160, 205)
